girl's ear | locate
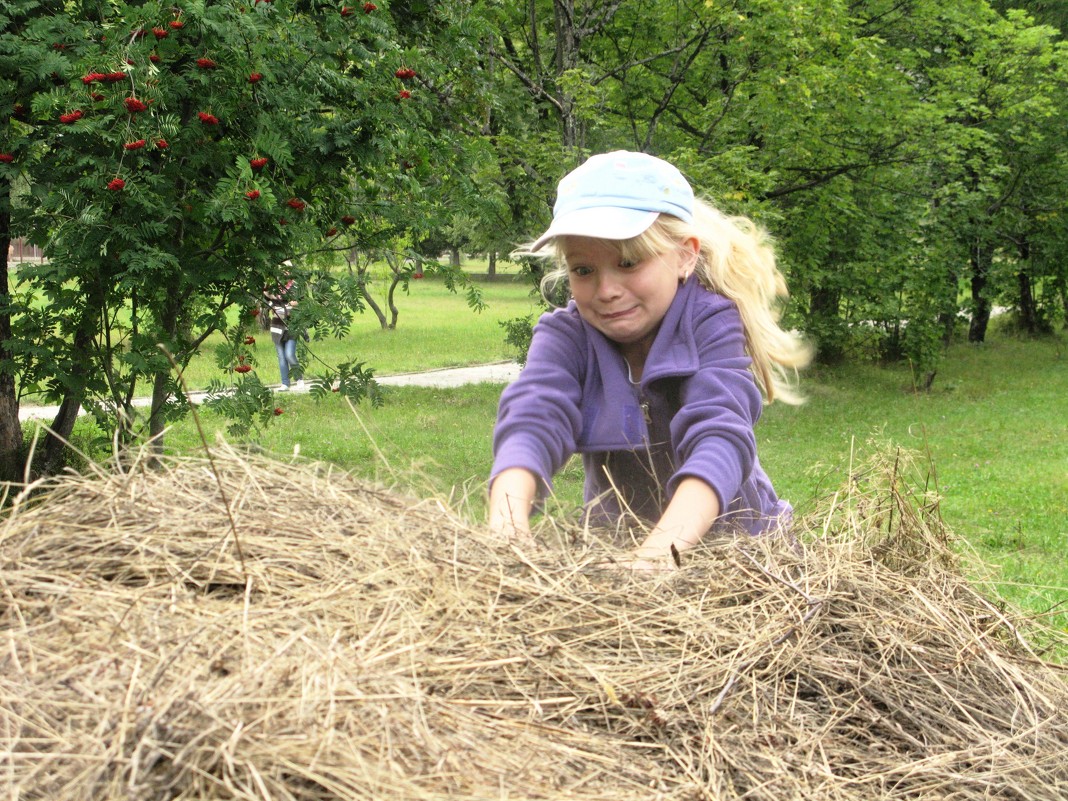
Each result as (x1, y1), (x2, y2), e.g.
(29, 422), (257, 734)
(678, 236), (700, 280)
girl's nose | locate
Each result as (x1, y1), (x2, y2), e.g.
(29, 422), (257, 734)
(595, 272), (623, 301)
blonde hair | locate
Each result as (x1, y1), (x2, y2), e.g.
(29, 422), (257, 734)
(528, 198), (811, 405)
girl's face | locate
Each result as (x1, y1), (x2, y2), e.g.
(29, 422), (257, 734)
(562, 235), (698, 361)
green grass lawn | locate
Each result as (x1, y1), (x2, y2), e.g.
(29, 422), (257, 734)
(64, 278), (1067, 638)
(756, 335), (1068, 635)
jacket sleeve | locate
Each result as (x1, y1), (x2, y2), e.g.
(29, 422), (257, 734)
(667, 299), (762, 512)
(490, 310), (587, 493)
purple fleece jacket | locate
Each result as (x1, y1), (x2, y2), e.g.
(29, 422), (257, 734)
(491, 274), (790, 535)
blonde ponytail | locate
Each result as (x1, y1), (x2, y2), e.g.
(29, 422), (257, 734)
(685, 200), (810, 404)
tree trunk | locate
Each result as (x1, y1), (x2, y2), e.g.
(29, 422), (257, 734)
(37, 326), (94, 477)
(487, 251), (497, 278)
(1017, 270), (1038, 334)
(364, 291), (390, 330)
(147, 290), (184, 454)
(935, 260), (960, 345)
(0, 372), (20, 483)
(1059, 276), (1068, 330)
(809, 285), (845, 365)
(348, 250), (389, 329)
(386, 275), (400, 329)
(377, 252), (402, 330)
(0, 210), (24, 483)
(1014, 239), (1047, 335)
(37, 390), (84, 477)
(968, 245), (991, 343)
(552, 0), (585, 151)
(147, 369), (170, 456)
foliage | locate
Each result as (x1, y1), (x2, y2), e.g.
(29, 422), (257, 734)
(498, 312), (534, 366)
(480, 0), (1068, 374)
(0, 0), (490, 474)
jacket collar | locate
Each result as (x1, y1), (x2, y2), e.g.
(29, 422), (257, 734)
(639, 273), (701, 385)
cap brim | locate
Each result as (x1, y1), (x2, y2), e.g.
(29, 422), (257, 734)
(530, 207), (660, 251)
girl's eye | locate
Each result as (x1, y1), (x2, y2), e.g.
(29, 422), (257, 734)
(570, 264), (594, 277)
(618, 258), (637, 269)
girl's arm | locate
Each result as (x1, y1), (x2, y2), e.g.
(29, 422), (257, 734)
(627, 476), (721, 570)
(487, 467), (538, 540)
(617, 297), (757, 571)
(489, 311), (587, 543)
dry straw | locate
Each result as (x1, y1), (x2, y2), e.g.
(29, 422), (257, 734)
(1, 442), (1065, 799)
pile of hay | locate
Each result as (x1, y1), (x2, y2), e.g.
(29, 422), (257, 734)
(1, 444), (1066, 800)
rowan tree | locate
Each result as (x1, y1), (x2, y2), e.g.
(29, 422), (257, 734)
(1, 0), (471, 476)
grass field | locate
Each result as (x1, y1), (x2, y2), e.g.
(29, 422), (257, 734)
(176, 274), (541, 388)
(69, 276), (1068, 636)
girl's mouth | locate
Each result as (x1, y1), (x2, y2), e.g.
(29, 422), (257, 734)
(600, 306), (636, 321)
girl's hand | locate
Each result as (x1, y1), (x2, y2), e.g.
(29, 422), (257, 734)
(624, 477), (719, 569)
(488, 468), (537, 544)
(488, 515), (534, 543)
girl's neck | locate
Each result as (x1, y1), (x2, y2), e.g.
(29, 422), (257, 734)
(620, 340), (653, 384)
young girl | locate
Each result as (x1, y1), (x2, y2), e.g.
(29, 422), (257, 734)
(488, 151), (810, 569)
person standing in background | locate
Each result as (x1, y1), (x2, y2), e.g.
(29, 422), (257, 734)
(263, 267), (304, 391)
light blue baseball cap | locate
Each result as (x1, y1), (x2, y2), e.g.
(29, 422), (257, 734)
(531, 150), (694, 251)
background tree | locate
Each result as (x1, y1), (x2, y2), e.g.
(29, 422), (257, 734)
(1, 0), (490, 476)
(482, 0), (1068, 378)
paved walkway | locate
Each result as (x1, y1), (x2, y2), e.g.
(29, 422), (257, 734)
(377, 361), (521, 388)
(18, 361), (523, 423)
